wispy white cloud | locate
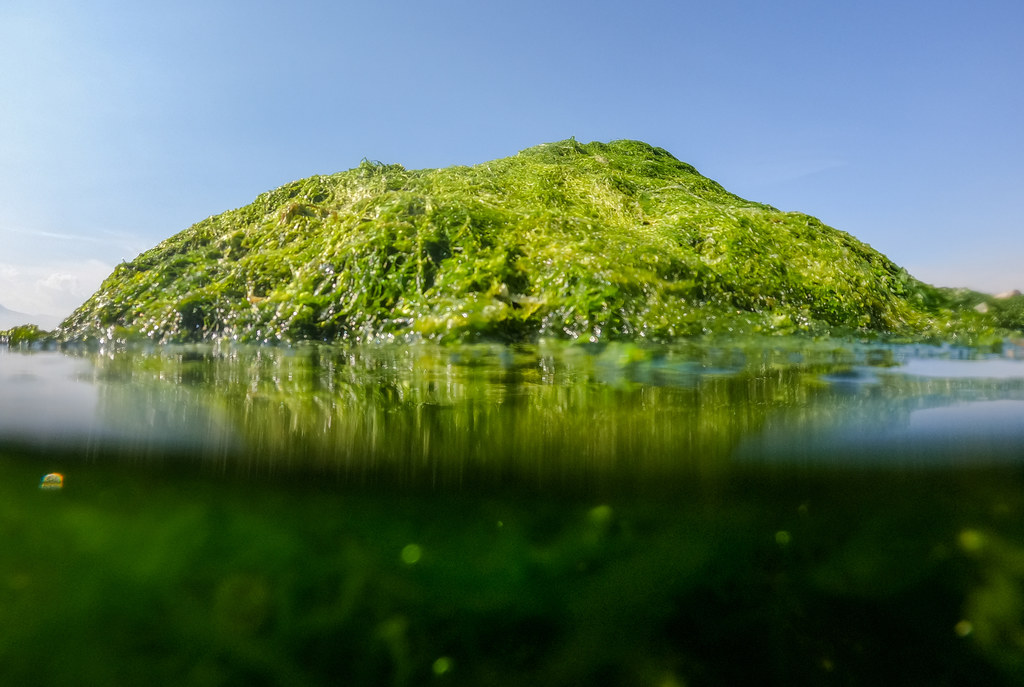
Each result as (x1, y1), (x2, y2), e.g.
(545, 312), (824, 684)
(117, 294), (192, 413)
(4, 224), (143, 254)
(8, 227), (113, 244)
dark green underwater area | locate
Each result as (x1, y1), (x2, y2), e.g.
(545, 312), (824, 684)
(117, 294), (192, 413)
(4, 341), (1024, 686)
(52, 139), (1020, 346)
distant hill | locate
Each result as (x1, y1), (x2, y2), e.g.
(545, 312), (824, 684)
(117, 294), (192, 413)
(0, 303), (61, 331)
(58, 139), (1011, 344)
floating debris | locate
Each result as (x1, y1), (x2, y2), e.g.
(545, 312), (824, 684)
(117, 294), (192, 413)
(39, 473), (64, 490)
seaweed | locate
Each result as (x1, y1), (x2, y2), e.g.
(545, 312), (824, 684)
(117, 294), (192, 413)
(0, 324), (56, 349)
(56, 139), (1014, 345)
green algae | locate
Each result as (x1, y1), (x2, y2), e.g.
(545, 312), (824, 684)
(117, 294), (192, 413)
(0, 324), (56, 349)
(938, 287), (1024, 333)
(57, 139), (1010, 345)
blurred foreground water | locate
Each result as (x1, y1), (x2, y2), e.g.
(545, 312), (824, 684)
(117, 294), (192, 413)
(3, 339), (1024, 685)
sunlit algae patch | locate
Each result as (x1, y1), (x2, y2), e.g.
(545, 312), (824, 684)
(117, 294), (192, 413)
(57, 139), (1003, 345)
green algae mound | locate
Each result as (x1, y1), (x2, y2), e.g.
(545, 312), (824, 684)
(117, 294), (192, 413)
(59, 139), (981, 344)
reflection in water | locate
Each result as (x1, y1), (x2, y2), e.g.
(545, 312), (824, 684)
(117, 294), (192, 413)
(736, 359), (1024, 468)
(0, 348), (239, 456)
(908, 400), (1024, 439)
(4, 341), (1024, 482)
(894, 357), (1024, 379)
(0, 351), (98, 444)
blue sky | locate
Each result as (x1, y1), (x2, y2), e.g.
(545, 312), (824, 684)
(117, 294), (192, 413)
(2, 0), (1021, 320)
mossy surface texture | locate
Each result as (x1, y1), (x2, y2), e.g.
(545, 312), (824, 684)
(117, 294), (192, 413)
(59, 139), (994, 344)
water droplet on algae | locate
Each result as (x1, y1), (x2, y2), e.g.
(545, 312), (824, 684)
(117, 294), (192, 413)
(39, 473), (63, 490)
(958, 529), (985, 553)
(432, 657), (452, 675)
(401, 544), (422, 565)
(588, 504), (613, 526)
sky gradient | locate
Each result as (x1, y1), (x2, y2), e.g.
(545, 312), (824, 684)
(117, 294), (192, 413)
(2, 0), (1021, 321)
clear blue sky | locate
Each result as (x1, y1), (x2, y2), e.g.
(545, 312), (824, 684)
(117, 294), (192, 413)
(2, 0), (1021, 319)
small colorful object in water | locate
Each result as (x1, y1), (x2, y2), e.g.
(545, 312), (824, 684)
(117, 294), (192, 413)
(40, 473), (64, 490)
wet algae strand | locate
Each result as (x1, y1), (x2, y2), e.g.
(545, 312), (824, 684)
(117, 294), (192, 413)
(60, 139), (982, 344)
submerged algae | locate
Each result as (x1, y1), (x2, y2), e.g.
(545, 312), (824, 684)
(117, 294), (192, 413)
(58, 139), (1003, 345)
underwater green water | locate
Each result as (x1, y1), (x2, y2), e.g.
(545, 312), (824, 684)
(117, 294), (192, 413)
(3, 340), (1024, 686)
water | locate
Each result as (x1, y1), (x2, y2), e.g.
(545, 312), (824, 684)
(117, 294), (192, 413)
(3, 339), (1024, 685)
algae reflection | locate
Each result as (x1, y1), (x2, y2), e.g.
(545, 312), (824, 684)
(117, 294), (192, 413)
(71, 340), (1021, 485)
(83, 342), (796, 487)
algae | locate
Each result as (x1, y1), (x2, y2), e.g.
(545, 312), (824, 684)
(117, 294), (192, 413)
(0, 324), (56, 349)
(56, 139), (1012, 345)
